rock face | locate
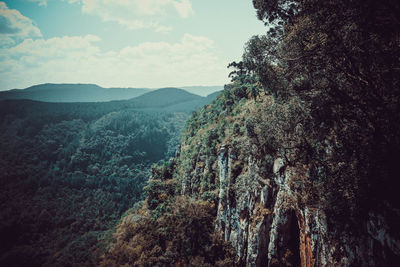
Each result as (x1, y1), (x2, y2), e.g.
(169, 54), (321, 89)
(189, 144), (400, 267)
(176, 89), (400, 266)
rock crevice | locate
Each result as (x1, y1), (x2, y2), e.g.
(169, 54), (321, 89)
(211, 145), (400, 266)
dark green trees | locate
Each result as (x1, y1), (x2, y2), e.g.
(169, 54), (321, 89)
(249, 0), (400, 227)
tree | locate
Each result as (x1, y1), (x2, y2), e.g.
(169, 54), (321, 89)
(251, 0), (400, 227)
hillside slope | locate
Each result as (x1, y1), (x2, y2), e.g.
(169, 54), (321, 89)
(0, 88), (219, 266)
(101, 80), (400, 266)
(0, 88), (220, 118)
(100, 0), (400, 265)
(0, 84), (150, 102)
(0, 84), (223, 102)
(127, 87), (203, 109)
(181, 86), (223, 97)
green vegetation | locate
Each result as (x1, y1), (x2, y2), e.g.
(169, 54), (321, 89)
(102, 0), (400, 265)
(248, 0), (400, 224)
(1, 0), (399, 265)
(0, 89), (218, 266)
(99, 161), (235, 267)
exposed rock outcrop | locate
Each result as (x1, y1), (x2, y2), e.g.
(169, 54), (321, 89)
(174, 80), (400, 267)
(208, 143), (400, 266)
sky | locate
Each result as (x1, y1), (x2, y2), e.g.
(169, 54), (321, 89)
(0, 0), (267, 90)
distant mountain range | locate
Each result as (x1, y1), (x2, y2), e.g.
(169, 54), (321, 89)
(0, 87), (222, 119)
(0, 83), (223, 103)
(125, 87), (221, 112)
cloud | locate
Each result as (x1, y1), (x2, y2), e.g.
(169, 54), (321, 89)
(26, 0), (47, 6)
(0, 33), (229, 90)
(173, 0), (194, 18)
(0, 2), (42, 47)
(68, 0), (194, 32)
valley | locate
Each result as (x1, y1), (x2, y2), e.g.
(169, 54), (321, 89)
(0, 88), (219, 266)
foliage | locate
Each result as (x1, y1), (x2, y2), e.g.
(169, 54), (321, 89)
(0, 98), (190, 266)
(99, 196), (235, 267)
(118, 0), (400, 264)
(2, 0), (400, 265)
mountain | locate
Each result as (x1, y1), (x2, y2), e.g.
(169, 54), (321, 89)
(2, 0), (399, 265)
(102, 81), (400, 266)
(0, 84), (223, 103)
(98, 0), (400, 266)
(204, 90), (222, 102)
(0, 83), (150, 102)
(0, 88), (222, 119)
(128, 87), (203, 108)
(125, 87), (222, 112)
(181, 85), (223, 96)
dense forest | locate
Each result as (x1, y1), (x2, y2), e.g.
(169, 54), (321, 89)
(1, 0), (399, 266)
(99, 0), (400, 266)
(0, 88), (218, 266)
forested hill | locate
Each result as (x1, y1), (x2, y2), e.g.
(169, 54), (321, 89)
(2, 0), (399, 265)
(0, 87), (219, 119)
(127, 87), (205, 109)
(180, 86), (224, 97)
(0, 88), (219, 266)
(0, 84), (150, 102)
(98, 0), (400, 266)
(0, 83), (223, 102)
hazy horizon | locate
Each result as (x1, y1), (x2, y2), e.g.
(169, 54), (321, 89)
(0, 83), (223, 97)
(4, 82), (223, 91)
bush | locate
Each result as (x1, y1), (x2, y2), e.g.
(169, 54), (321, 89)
(99, 196), (236, 266)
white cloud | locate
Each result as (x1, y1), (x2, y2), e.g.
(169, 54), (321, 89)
(68, 0), (194, 32)
(173, 0), (194, 18)
(0, 33), (229, 90)
(0, 2), (42, 47)
(26, 0), (47, 6)
(155, 25), (173, 34)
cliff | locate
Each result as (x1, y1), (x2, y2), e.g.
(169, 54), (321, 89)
(176, 88), (400, 266)
(100, 83), (400, 266)
(99, 0), (400, 265)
